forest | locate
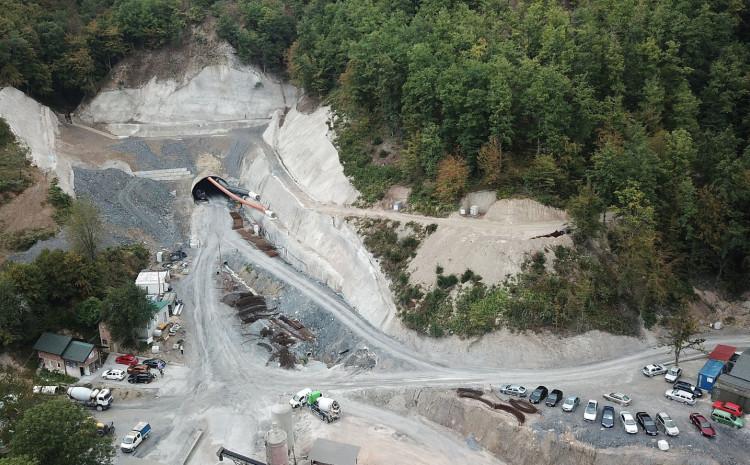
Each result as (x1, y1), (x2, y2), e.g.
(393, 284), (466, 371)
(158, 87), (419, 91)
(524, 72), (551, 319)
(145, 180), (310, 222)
(1, 0), (749, 337)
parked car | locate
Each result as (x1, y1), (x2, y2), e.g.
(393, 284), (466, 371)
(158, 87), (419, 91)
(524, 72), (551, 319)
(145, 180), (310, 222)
(689, 413), (716, 438)
(169, 323), (181, 335)
(602, 392), (632, 406)
(127, 364), (151, 375)
(642, 364), (667, 377)
(710, 409), (744, 429)
(620, 411), (638, 434)
(583, 400), (598, 421)
(529, 386), (549, 404)
(712, 400), (743, 417)
(636, 412), (658, 435)
(665, 367), (682, 383)
(561, 396), (580, 412)
(127, 373), (155, 384)
(498, 384), (527, 397)
(656, 412), (679, 436)
(115, 354), (138, 366)
(546, 389), (563, 407)
(674, 380), (703, 398)
(601, 406), (615, 428)
(101, 369), (126, 381)
(142, 359), (166, 370)
(665, 389), (697, 405)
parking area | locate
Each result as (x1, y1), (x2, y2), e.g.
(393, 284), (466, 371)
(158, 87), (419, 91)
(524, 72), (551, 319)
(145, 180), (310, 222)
(503, 358), (750, 464)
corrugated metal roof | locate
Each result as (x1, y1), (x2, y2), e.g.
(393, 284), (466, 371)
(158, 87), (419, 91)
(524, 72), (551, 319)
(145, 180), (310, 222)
(310, 438), (360, 465)
(33, 333), (72, 356)
(699, 359), (725, 376)
(709, 344), (737, 361)
(61, 340), (95, 363)
(729, 353), (750, 382)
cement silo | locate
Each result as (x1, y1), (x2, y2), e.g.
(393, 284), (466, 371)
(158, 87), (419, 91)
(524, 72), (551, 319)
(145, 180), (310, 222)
(271, 403), (295, 453)
(265, 423), (289, 465)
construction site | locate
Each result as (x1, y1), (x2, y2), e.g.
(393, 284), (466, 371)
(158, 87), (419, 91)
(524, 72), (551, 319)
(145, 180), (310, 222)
(2, 24), (750, 465)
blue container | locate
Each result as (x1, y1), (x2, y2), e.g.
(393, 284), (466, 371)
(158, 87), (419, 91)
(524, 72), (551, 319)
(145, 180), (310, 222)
(697, 359), (725, 391)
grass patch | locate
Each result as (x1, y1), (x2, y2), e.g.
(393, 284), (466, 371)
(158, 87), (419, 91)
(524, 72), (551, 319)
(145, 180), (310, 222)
(47, 178), (72, 224)
(34, 369), (78, 386)
(1, 228), (56, 251)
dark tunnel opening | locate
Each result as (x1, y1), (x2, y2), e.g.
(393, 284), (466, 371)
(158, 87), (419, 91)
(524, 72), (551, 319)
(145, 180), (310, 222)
(192, 176), (227, 202)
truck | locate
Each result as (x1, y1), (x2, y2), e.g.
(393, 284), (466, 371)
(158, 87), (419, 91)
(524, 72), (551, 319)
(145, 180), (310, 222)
(67, 387), (112, 411)
(120, 422), (151, 453)
(306, 390), (341, 423)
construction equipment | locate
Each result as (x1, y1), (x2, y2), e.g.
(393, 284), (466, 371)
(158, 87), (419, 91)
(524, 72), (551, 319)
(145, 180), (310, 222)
(96, 421), (115, 436)
(67, 387), (112, 411)
(216, 447), (267, 465)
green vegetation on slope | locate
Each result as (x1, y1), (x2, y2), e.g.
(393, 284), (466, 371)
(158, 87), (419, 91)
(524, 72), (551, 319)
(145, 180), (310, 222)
(0, 0), (186, 107)
(0, 118), (32, 203)
(283, 1), (750, 320)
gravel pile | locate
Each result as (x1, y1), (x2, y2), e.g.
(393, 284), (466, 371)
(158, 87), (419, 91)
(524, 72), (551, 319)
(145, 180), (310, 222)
(111, 138), (195, 171)
(74, 167), (183, 247)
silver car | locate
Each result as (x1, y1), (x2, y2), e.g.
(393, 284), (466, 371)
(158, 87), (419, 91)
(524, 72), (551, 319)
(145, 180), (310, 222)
(561, 396), (580, 412)
(498, 384), (527, 397)
(602, 392), (632, 406)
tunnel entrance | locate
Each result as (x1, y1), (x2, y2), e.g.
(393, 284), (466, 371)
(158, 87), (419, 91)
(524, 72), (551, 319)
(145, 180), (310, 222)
(192, 176), (227, 201)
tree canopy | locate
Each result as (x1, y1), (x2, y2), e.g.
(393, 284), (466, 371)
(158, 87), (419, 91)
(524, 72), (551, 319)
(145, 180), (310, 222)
(9, 399), (113, 465)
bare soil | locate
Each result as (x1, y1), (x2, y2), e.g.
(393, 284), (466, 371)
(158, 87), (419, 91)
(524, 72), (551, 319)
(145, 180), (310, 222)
(0, 169), (56, 234)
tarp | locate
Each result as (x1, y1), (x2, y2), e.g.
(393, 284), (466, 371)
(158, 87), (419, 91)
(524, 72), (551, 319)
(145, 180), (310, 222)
(709, 344), (737, 361)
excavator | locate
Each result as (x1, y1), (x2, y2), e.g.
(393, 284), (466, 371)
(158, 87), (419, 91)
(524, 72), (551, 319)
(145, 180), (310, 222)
(205, 176), (277, 219)
(216, 447), (267, 465)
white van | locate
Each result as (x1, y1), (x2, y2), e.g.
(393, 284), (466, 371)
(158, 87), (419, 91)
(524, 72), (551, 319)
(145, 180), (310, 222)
(664, 389), (696, 405)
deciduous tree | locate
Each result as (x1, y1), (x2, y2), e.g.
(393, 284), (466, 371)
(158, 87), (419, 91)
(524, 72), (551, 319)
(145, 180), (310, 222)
(101, 283), (155, 348)
(434, 155), (468, 203)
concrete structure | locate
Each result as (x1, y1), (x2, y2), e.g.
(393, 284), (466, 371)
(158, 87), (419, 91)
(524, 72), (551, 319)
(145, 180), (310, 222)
(141, 299), (170, 343)
(697, 359), (725, 391)
(309, 438), (360, 465)
(713, 352), (750, 411)
(135, 270), (171, 296)
(33, 333), (100, 378)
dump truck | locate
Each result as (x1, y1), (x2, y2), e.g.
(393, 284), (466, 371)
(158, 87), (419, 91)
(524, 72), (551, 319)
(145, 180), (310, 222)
(307, 390), (341, 423)
(67, 387), (112, 411)
(120, 422), (151, 453)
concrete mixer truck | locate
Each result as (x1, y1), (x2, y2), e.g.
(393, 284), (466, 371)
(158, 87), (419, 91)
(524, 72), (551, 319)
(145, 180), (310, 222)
(307, 390), (341, 423)
(67, 387), (113, 411)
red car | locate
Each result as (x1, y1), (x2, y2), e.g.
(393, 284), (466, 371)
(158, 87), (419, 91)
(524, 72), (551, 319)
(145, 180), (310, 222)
(689, 413), (716, 438)
(115, 354), (138, 366)
(712, 400), (743, 417)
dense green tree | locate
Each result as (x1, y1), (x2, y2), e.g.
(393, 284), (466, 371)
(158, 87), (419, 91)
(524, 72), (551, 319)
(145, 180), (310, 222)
(67, 199), (103, 262)
(9, 399), (113, 465)
(114, 0), (182, 48)
(0, 456), (39, 465)
(101, 283), (155, 348)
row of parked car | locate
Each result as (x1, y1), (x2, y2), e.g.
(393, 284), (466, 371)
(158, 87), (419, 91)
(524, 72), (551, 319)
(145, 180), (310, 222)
(498, 379), (744, 437)
(101, 355), (168, 384)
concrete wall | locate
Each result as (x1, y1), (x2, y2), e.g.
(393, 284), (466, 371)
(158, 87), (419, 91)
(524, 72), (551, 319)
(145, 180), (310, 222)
(239, 151), (399, 331)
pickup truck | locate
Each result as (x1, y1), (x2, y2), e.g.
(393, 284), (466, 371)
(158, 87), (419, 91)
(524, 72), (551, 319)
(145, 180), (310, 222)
(120, 422), (151, 453)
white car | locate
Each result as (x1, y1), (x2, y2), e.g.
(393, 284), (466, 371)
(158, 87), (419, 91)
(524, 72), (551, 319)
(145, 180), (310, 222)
(665, 389), (696, 405)
(602, 392), (632, 406)
(620, 411), (639, 434)
(289, 388), (312, 408)
(642, 364), (667, 377)
(583, 400), (598, 421)
(664, 366), (682, 383)
(101, 369), (126, 381)
(656, 412), (679, 436)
